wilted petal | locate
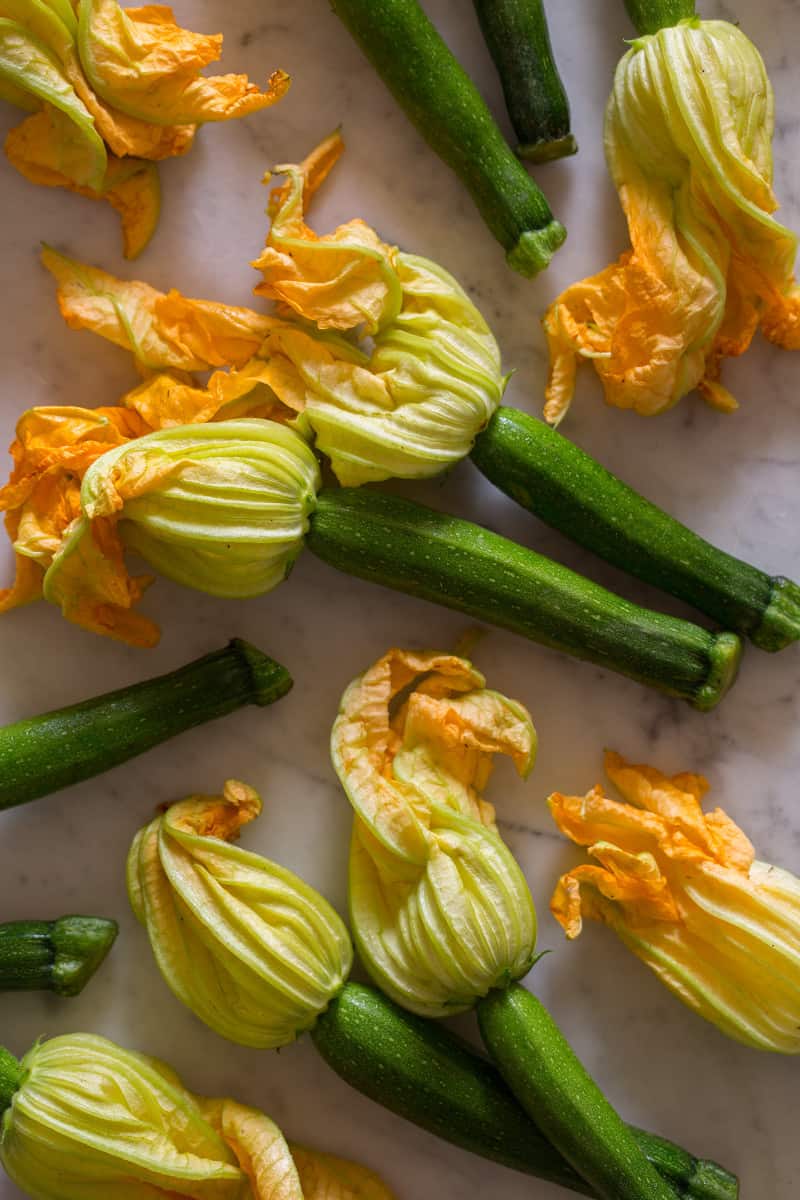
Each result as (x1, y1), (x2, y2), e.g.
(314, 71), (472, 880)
(549, 752), (800, 1052)
(42, 246), (274, 370)
(290, 1145), (398, 1200)
(78, 0), (289, 126)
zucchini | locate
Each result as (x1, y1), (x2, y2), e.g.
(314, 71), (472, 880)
(623, 0), (697, 34)
(312, 983), (738, 1200)
(0, 639), (291, 811)
(329, 0), (565, 277)
(478, 985), (677, 1200)
(0, 917), (117, 996)
(470, 408), (800, 651)
(306, 488), (742, 709)
(473, 0), (577, 162)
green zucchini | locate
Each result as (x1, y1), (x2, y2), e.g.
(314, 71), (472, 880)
(623, 0), (697, 35)
(473, 0), (577, 162)
(306, 488), (741, 709)
(470, 408), (800, 651)
(329, 0), (565, 277)
(0, 917), (117, 996)
(312, 983), (738, 1200)
(0, 639), (291, 811)
(478, 985), (677, 1200)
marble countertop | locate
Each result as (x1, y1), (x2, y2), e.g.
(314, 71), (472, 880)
(1, 1), (798, 1196)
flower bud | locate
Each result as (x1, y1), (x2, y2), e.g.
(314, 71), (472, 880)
(331, 648), (537, 1018)
(550, 751), (800, 1053)
(128, 780), (352, 1047)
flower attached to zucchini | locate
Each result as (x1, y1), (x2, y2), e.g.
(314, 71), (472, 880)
(549, 750), (800, 1053)
(127, 779), (353, 1047)
(331, 647), (537, 1018)
(0, 1033), (395, 1199)
(0, 0), (288, 256)
(543, 18), (800, 423)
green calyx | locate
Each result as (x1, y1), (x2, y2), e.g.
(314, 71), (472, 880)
(50, 916), (118, 997)
(507, 219), (567, 277)
(0, 1048), (23, 1116)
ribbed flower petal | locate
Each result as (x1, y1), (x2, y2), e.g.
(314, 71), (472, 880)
(127, 780), (352, 1047)
(332, 648), (537, 1018)
(549, 751), (800, 1052)
(543, 18), (799, 423)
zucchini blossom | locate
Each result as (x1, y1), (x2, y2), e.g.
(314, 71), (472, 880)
(543, 18), (800, 423)
(0, 0), (288, 256)
(251, 134), (507, 485)
(550, 751), (800, 1053)
(0, 1033), (394, 1198)
(331, 648), (537, 1018)
(31, 418), (319, 645)
(128, 780), (353, 1048)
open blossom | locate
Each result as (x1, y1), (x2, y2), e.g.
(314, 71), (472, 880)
(543, 19), (800, 424)
(550, 751), (800, 1053)
(331, 648), (537, 1018)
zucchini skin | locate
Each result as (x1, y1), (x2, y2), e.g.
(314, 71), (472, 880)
(0, 639), (291, 811)
(471, 408), (800, 651)
(312, 983), (738, 1200)
(623, 0), (697, 34)
(473, 0), (577, 162)
(306, 488), (741, 709)
(0, 917), (117, 996)
(478, 985), (677, 1200)
(330, 0), (565, 277)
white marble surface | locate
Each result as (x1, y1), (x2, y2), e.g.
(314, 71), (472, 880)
(0, 1), (798, 1196)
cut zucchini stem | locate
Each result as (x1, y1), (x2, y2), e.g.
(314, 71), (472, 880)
(623, 0), (697, 35)
(330, 0), (566, 276)
(470, 408), (800, 651)
(0, 917), (118, 996)
(473, 0), (577, 162)
(312, 983), (739, 1200)
(0, 639), (292, 811)
(477, 984), (679, 1200)
(306, 488), (742, 709)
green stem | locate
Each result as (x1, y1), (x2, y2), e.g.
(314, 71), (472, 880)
(0, 639), (292, 811)
(0, 1048), (22, 1116)
(623, 0), (697, 35)
(477, 984), (678, 1200)
(0, 917), (117, 995)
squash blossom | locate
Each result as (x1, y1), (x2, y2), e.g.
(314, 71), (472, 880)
(543, 18), (800, 423)
(549, 751), (800, 1053)
(251, 134), (508, 485)
(127, 779), (353, 1048)
(0, 1033), (395, 1198)
(331, 648), (537, 1018)
(4, 416), (320, 646)
(0, 0), (288, 256)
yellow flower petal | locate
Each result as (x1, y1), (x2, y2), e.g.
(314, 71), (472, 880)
(549, 751), (800, 1052)
(6, 108), (160, 257)
(42, 245), (274, 370)
(198, 1098), (304, 1200)
(253, 132), (402, 335)
(290, 1146), (398, 1200)
(77, 0), (289, 126)
(543, 19), (800, 423)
